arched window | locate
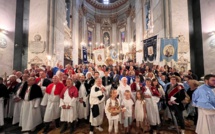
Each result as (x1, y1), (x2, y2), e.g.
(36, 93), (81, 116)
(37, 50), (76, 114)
(103, 0), (109, 4)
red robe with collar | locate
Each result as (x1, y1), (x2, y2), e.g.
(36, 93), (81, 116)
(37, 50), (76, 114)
(60, 86), (78, 99)
(45, 82), (65, 95)
(130, 82), (142, 92)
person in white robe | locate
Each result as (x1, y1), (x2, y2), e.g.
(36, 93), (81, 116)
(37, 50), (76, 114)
(12, 74), (29, 125)
(59, 78), (78, 133)
(105, 89), (121, 134)
(89, 78), (106, 134)
(19, 77), (43, 132)
(143, 78), (160, 134)
(36, 70), (52, 118)
(4, 75), (19, 118)
(192, 74), (215, 134)
(117, 77), (134, 127)
(0, 77), (9, 130)
(76, 74), (89, 121)
(41, 75), (65, 133)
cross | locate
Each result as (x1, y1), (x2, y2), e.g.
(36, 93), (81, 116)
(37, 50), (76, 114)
(126, 45), (142, 61)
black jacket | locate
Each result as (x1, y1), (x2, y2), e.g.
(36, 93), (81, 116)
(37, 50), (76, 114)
(14, 81), (28, 95)
(41, 78), (52, 87)
(75, 81), (89, 94)
(19, 84), (43, 101)
(102, 76), (113, 86)
(165, 84), (186, 111)
(85, 78), (95, 94)
(0, 83), (9, 98)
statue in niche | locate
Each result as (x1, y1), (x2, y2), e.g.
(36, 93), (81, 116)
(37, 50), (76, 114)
(103, 32), (110, 46)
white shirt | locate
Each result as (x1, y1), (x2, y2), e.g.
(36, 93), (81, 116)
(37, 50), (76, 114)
(24, 87), (31, 101)
(121, 98), (134, 117)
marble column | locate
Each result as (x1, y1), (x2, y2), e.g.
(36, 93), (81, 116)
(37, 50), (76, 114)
(112, 23), (117, 44)
(126, 16), (131, 43)
(96, 23), (101, 45)
(135, 0), (144, 64)
(72, 0), (80, 65)
(82, 16), (87, 43)
(200, 0), (215, 74)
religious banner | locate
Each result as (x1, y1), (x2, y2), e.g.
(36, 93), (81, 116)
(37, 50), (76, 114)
(94, 48), (105, 65)
(110, 49), (118, 60)
(143, 35), (157, 62)
(122, 42), (129, 54)
(160, 38), (178, 62)
(82, 46), (88, 64)
(121, 31), (125, 42)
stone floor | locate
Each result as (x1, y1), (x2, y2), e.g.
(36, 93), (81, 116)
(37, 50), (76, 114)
(1, 118), (196, 134)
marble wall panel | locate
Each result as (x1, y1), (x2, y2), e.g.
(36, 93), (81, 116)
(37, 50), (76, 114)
(0, 0), (17, 76)
(200, 0), (215, 74)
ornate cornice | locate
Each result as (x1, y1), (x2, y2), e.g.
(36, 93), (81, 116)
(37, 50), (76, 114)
(110, 14), (117, 23)
(126, 5), (135, 19)
(86, 0), (128, 10)
(95, 15), (102, 23)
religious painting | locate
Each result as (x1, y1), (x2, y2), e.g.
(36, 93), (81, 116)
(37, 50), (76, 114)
(94, 49), (105, 65)
(163, 45), (174, 57)
(88, 30), (92, 46)
(111, 49), (118, 60)
(121, 31), (125, 42)
(103, 32), (110, 46)
(160, 38), (178, 62)
(97, 54), (102, 62)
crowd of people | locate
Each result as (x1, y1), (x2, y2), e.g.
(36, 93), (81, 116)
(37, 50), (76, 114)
(0, 61), (215, 134)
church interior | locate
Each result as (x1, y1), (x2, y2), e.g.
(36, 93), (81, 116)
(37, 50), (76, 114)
(0, 0), (215, 134)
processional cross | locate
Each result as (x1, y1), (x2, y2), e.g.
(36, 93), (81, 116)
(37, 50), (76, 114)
(126, 46), (142, 62)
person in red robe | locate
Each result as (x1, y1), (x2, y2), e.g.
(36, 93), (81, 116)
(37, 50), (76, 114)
(41, 75), (65, 133)
(59, 78), (79, 133)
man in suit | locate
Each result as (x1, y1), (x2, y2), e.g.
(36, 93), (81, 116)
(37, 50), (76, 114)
(85, 72), (95, 95)
(165, 76), (186, 134)
(102, 69), (113, 98)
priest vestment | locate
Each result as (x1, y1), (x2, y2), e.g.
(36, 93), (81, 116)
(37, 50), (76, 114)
(4, 81), (19, 118)
(59, 86), (78, 122)
(12, 81), (27, 124)
(41, 82), (65, 122)
(19, 84), (43, 131)
(76, 81), (89, 120)
(89, 85), (106, 126)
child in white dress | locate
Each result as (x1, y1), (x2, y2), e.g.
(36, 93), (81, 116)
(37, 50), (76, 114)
(105, 89), (121, 134)
(135, 90), (147, 134)
(121, 90), (134, 134)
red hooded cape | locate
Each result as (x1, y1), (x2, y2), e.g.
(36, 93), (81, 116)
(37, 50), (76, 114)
(45, 82), (65, 95)
(60, 86), (79, 99)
